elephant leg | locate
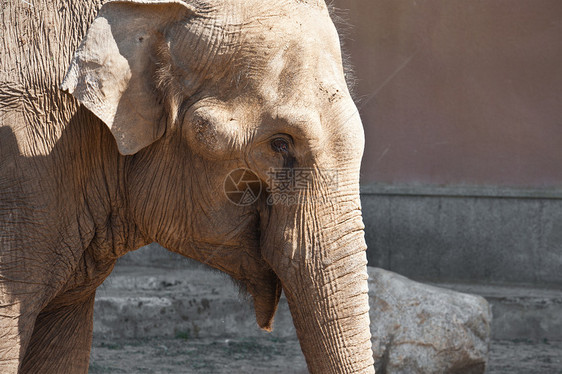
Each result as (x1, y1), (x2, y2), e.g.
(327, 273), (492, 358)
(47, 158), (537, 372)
(20, 292), (96, 374)
(0, 279), (60, 374)
(0, 302), (38, 374)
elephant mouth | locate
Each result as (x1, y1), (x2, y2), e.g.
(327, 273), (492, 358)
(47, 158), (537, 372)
(244, 269), (282, 331)
(181, 239), (283, 331)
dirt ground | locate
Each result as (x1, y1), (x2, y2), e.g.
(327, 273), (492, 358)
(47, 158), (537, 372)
(89, 336), (562, 374)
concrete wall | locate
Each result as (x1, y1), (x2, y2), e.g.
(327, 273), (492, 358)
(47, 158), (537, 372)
(333, 0), (562, 187)
(361, 185), (562, 287)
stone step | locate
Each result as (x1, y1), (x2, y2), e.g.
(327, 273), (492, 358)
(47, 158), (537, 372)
(93, 264), (562, 342)
(94, 265), (296, 340)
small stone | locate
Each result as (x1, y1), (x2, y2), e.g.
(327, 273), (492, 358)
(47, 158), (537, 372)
(368, 268), (491, 374)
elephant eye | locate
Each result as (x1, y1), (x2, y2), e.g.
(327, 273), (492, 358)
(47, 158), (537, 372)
(271, 137), (290, 153)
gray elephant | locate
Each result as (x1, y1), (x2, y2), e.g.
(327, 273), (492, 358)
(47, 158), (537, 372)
(0, 0), (373, 372)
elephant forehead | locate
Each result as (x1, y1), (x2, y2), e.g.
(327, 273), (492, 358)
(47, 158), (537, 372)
(255, 37), (346, 107)
(170, 2), (344, 97)
(241, 14), (347, 109)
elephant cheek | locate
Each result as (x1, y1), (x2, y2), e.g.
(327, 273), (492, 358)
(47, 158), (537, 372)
(246, 270), (282, 331)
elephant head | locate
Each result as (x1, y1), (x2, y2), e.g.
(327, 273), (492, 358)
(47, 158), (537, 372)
(62, 0), (374, 372)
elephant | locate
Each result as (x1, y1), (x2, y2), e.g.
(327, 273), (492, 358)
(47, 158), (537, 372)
(0, 0), (373, 373)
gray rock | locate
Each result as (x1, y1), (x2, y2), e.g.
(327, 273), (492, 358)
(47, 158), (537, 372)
(368, 268), (491, 374)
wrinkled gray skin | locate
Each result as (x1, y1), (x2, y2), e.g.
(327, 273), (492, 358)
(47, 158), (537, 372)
(0, 0), (373, 373)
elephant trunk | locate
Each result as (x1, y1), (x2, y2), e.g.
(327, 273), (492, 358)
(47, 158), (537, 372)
(261, 197), (375, 373)
(286, 248), (374, 373)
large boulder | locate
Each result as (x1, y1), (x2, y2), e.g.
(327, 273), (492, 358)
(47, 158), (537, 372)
(368, 268), (491, 374)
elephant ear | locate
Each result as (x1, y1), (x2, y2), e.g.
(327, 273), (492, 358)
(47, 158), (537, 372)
(61, 0), (194, 155)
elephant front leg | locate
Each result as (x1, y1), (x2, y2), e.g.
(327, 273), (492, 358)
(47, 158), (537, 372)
(0, 302), (38, 374)
(20, 293), (96, 374)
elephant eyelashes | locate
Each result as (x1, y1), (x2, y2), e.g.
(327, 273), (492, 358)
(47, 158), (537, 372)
(271, 138), (290, 154)
(272, 138), (295, 168)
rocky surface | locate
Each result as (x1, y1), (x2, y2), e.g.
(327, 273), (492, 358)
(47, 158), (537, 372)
(368, 268), (491, 374)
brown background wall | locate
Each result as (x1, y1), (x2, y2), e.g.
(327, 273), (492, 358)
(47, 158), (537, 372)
(334, 0), (562, 188)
